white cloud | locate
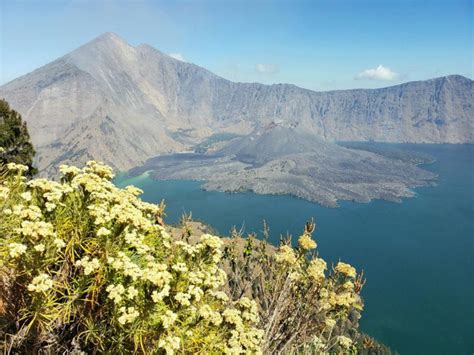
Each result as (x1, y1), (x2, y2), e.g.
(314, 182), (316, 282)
(168, 53), (186, 62)
(255, 63), (279, 74)
(356, 65), (399, 81)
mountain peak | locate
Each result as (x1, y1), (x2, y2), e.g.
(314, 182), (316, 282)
(70, 32), (133, 57)
(65, 32), (137, 76)
(94, 32), (128, 44)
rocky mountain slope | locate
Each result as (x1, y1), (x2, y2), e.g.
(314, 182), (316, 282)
(0, 33), (472, 175)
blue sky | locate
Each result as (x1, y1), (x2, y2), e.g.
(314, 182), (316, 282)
(0, 0), (472, 90)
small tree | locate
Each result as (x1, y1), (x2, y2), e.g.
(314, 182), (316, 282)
(0, 99), (37, 176)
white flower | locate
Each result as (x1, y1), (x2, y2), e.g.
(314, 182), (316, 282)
(34, 244), (46, 252)
(161, 310), (177, 329)
(127, 286), (139, 299)
(174, 292), (191, 306)
(53, 238), (66, 249)
(158, 335), (180, 354)
(6, 163), (28, 173)
(8, 243), (27, 257)
(15, 205), (42, 221)
(75, 256), (101, 275)
(199, 305), (223, 326)
(0, 186), (9, 200)
(171, 262), (188, 273)
(20, 191), (32, 201)
(27, 273), (53, 292)
(222, 308), (243, 327)
(17, 220), (55, 239)
(97, 227), (111, 237)
(209, 290), (229, 302)
(59, 164), (81, 176)
(144, 265), (172, 286)
(188, 285), (203, 301)
(125, 186), (143, 196)
(200, 233), (223, 250)
(117, 306), (139, 325)
(45, 202), (56, 212)
(106, 284), (125, 304)
(152, 285), (171, 302)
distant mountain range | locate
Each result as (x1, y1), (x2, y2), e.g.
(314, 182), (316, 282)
(0, 32), (472, 175)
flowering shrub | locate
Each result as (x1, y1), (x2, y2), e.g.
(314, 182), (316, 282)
(222, 222), (370, 354)
(0, 162), (263, 353)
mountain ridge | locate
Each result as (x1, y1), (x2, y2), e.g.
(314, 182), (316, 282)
(3, 32), (469, 94)
(0, 32), (472, 174)
(3, 32), (470, 96)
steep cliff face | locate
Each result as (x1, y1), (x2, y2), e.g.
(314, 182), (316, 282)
(0, 32), (472, 173)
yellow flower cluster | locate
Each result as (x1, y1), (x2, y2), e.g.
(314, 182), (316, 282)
(307, 257), (327, 283)
(298, 233), (317, 250)
(275, 245), (298, 265)
(328, 290), (358, 308)
(335, 262), (357, 278)
(260, 224), (363, 352)
(336, 335), (353, 349)
(324, 317), (336, 328)
(223, 299), (264, 353)
(199, 304), (223, 326)
(0, 161), (263, 354)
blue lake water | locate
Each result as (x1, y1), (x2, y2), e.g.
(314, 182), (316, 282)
(115, 144), (474, 354)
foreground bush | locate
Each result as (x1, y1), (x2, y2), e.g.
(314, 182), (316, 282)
(0, 162), (262, 353)
(0, 161), (389, 354)
(221, 223), (390, 354)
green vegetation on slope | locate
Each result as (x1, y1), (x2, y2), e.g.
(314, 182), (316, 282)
(0, 99), (37, 177)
